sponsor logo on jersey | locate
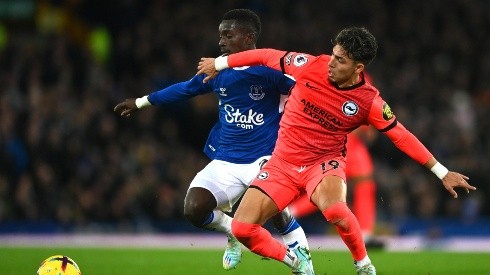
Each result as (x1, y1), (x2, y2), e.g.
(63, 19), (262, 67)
(257, 171), (269, 180)
(382, 102), (394, 121)
(301, 98), (342, 131)
(293, 54), (308, 67)
(219, 88), (227, 96)
(249, 85), (265, 100)
(305, 82), (321, 91)
(342, 101), (359, 116)
(224, 104), (264, 129)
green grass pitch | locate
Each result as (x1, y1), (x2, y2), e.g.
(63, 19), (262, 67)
(1, 247), (489, 274)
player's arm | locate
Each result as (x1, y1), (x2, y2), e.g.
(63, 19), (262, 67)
(368, 96), (476, 198)
(114, 75), (209, 117)
(197, 49), (288, 83)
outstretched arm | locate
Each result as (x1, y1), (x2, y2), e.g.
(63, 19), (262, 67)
(382, 122), (476, 198)
(114, 75), (209, 117)
(368, 96), (476, 198)
(197, 49), (288, 83)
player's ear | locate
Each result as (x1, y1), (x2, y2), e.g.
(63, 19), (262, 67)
(354, 62), (365, 74)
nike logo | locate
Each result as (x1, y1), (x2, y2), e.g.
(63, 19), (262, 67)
(293, 166), (307, 173)
(305, 82), (321, 91)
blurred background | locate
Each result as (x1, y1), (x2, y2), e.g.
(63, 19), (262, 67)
(0, 0), (489, 238)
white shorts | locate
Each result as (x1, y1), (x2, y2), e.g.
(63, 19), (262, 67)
(189, 156), (270, 212)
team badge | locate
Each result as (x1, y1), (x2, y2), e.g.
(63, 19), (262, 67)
(293, 54), (308, 67)
(342, 101), (359, 116)
(249, 85), (265, 100)
(219, 88), (227, 96)
(257, 171), (269, 180)
(382, 102), (394, 121)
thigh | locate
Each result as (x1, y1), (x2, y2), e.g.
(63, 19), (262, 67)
(303, 156), (347, 199)
(234, 187), (280, 225)
(310, 175), (347, 211)
(250, 156), (301, 212)
(189, 160), (247, 212)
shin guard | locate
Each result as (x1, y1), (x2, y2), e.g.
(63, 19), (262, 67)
(323, 202), (367, 261)
(231, 219), (287, 261)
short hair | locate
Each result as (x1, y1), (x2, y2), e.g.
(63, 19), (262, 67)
(222, 9), (261, 41)
(333, 27), (378, 66)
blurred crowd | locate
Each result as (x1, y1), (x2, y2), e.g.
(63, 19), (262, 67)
(0, 0), (489, 233)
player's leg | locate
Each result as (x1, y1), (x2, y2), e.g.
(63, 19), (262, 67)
(271, 208), (309, 250)
(184, 187), (218, 228)
(232, 188), (313, 274)
(251, 158), (310, 251)
(232, 157), (313, 274)
(183, 160), (237, 233)
(185, 186), (242, 270)
(310, 175), (375, 274)
(232, 187), (283, 259)
(183, 160), (246, 270)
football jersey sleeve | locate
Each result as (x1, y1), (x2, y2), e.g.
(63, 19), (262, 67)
(368, 95), (433, 165)
(367, 95), (397, 130)
(148, 74), (210, 105)
(279, 52), (317, 77)
(227, 49), (289, 73)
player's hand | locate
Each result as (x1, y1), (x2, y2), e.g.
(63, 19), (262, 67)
(114, 98), (138, 117)
(441, 171), (476, 198)
(197, 57), (219, 83)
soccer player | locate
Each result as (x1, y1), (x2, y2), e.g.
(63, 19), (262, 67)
(114, 9), (312, 272)
(197, 26), (476, 274)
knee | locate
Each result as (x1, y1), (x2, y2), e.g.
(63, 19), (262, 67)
(323, 202), (351, 225)
(271, 210), (292, 232)
(183, 200), (209, 227)
(232, 219), (259, 241)
(184, 188), (216, 227)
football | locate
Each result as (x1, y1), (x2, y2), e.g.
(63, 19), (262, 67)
(37, 255), (81, 275)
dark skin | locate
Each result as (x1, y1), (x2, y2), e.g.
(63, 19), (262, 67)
(114, 20), (291, 230)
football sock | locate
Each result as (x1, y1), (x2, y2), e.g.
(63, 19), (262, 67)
(232, 219), (287, 261)
(277, 217), (309, 250)
(202, 210), (233, 235)
(323, 202), (367, 261)
(353, 180), (376, 237)
(290, 195), (318, 218)
(282, 249), (297, 268)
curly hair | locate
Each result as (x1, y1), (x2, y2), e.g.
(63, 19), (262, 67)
(222, 9), (261, 42)
(333, 27), (378, 66)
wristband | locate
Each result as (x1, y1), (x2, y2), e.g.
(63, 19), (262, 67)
(215, 56), (229, 71)
(430, 162), (449, 179)
(135, 96), (151, 109)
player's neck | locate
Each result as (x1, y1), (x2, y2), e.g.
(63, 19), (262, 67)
(338, 74), (361, 88)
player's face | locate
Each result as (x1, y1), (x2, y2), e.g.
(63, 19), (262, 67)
(328, 45), (364, 88)
(218, 20), (254, 55)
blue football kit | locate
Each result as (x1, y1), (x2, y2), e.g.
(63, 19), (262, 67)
(148, 66), (294, 164)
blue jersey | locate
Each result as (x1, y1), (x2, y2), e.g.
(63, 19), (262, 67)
(148, 66), (294, 164)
